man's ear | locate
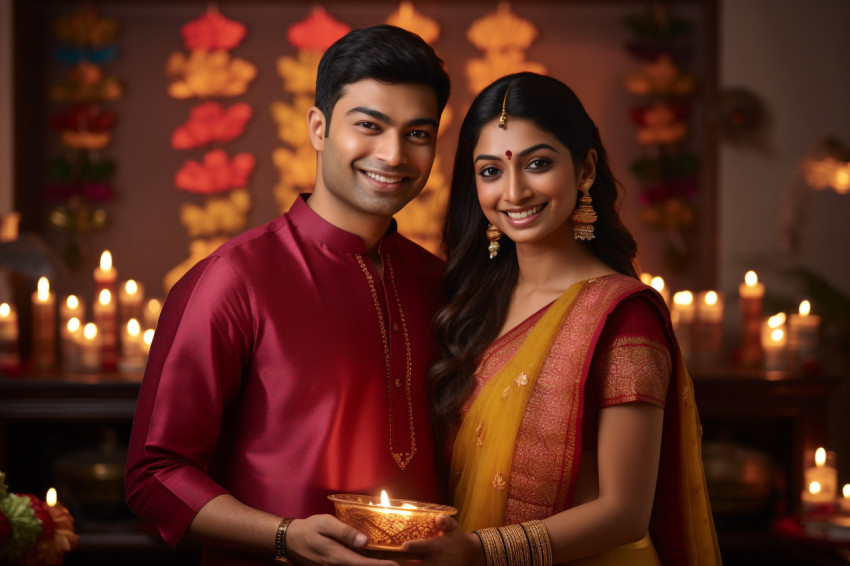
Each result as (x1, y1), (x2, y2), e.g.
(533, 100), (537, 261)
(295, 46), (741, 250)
(307, 107), (327, 152)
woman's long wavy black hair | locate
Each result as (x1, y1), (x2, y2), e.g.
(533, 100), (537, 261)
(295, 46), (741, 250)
(428, 72), (639, 441)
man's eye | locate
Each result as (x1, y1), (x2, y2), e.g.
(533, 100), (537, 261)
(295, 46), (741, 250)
(357, 121), (379, 130)
(408, 130), (431, 140)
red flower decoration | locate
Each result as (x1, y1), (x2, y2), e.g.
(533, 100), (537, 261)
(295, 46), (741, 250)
(51, 104), (116, 132)
(287, 7), (350, 52)
(181, 9), (246, 51)
(175, 149), (255, 195)
(171, 102), (253, 149)
(0, 506), (11, 545)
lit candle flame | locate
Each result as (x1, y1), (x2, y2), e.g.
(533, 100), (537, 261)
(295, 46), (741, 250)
(84, 322), (98, 340)
(843, 484), (850, 499)
(799, 300), (811, 316)
(143, 329), (155, 347)
(650, 276), (665, 292)
(767, 313), (786, 328)
(0, 303), (9, 317)
(809, 481), (822, 495)
(68, 317), (81, 333)
(815, 447), (826, 467)
(66, 295), (79, 309)
(673, 291), (693, 306)
(704, 291), (718, 306)
(125, 280), (138, 295)
(100, 250), (113, 271)
(46, 487), (57, 507)
(770, 328), (784, 343)
(127, 318), (141, 337)
(99, 289), (112, 306)
(745, 271), (758, 286)
(37, 277), (50, 301)
(380, 490), (391, 507)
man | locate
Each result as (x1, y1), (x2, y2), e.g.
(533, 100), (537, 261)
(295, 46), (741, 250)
(125, 25), (451, 565)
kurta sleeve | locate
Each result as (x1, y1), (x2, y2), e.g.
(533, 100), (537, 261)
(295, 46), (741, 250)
(125, 255), (253, 546)
(582, 296), (672, 447)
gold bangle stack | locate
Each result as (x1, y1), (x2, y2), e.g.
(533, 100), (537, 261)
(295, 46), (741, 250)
(474, 520), (552, 566)
(274, 518), (293, 563)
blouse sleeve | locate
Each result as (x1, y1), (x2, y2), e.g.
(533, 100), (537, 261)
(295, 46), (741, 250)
(582, 295), (672, 447)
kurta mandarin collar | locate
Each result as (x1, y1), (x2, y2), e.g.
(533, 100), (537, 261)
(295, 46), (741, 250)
(288, 194), (400, 255)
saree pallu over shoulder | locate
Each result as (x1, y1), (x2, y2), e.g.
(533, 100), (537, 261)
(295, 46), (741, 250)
(450, 274), (721, 565)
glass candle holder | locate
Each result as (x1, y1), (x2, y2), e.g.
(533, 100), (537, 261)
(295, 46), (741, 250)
(328, 493), (457, 550)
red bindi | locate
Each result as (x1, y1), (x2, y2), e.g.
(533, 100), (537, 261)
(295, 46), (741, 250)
(505, 150), (512, 160)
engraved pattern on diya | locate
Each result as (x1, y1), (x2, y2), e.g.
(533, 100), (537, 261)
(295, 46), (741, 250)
(328, 493), (457, 550)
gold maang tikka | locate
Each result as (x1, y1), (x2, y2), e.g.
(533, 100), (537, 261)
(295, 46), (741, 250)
(498, 87), (510, 128)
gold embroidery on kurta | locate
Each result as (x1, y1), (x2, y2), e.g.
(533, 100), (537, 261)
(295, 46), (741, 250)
(515, 372), (528, 386)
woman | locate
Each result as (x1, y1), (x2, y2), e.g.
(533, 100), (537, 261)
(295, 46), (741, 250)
(403, 73), (720, 565)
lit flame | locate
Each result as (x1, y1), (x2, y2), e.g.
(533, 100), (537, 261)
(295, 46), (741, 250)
(640, 273), (652, 285)
(125, 280), (138, 295)
(815, 447), (826, 467)
(704, 291), (718, 306)
(809, 481), (822, 495)
(799, 300), (811, 316)
(770, 328), (784, 342)
(46, 488), (57, 507)
(84, 323), (98, 340)
(745, 271), (758, 286)
(843, 484), (850, 499)
(0, 303), (9, 317)
(650, 276), (665, 292)
(767, 313), (786, 328)
(380, 490), (391, 507)
(100, 250), (113, 271)
(66, 295), (79, 309)
(127, 318), (141, 337)
(37, 277), (50, 301)
(67, 317), (81, 333)
(99, 289), (112, 306)
(143, 329), (155, 347)
(673, 291), (693, 306)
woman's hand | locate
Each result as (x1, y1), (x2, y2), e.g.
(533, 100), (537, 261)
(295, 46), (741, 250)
(285, 514), (397, 566)
(400, 515), (485, 566)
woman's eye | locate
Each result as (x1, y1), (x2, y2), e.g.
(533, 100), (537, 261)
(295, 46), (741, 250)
(478, 166), (501, 177)
(527, 158), (551, 170)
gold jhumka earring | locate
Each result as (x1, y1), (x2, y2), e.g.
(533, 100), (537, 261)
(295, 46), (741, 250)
(570, 178), (597, 241)
(498, 87), (510, 129)
(486, 223), (502, 258)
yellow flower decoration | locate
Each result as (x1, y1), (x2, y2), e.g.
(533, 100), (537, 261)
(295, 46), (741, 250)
(179, 188), (251, 239)
(276, 51), (324, 95)
(386, 1), (440, 44)
(270, 96), (314, 147)
(467, 2), (537, 52)
(166, 50), (257, 99)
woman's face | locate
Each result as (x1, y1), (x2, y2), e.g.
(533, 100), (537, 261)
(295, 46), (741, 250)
(473, 117), (593, 249)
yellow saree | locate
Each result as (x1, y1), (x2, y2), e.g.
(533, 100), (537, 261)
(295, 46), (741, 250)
(450, 275), (721, 565)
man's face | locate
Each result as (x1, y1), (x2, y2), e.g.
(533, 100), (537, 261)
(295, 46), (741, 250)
(307, 79), (440, 236)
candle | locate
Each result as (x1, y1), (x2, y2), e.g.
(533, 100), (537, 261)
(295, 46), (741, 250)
(61, 317), (82, 373)
(59, 295), (84, 327)
(143, 298), (162, 330)
(93, 288), (117, 371)
(46, 487), (57, 507)
(31, 276), (57, 372)
(841, 484), (850, 514)
(802, 447), (838, 508)
(761, 313), (787, 371)
(649, 276), (670, 306)
(119, 318), (146, 374)
(93, 250), (117, 290)
(328, 491), (457, 549)
(119, 279), (145, 328)
(0, 302), (20, 374)
(78, 322), (102, 373)
(671, 291), (695, 363)
(788, 300), (821, 375)
(739, 270), (764, 366)
(695, 291), (724, 364)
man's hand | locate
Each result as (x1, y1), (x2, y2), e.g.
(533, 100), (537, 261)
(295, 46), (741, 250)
(285, 514), (398, 566)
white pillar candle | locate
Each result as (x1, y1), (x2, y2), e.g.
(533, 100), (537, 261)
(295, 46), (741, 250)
(761, 313), (787, 372)
(0, 302), (20, 373)
(788, 300), (821, 375)
(93, 289), (117, 371)
(695, 291), (724, 364)
(119, 318), (146, 374)
(802, 448), (838, 508)
(61, 317), (82, 373)
(672, 291), (695, 363)
(31, 277), (56, 372)
(739, 271), (764, 367)
(78, 322), (102, 373)
(119, 279), (145, 328)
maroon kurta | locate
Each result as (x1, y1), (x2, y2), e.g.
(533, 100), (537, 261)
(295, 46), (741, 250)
(126, 196), (443, 564)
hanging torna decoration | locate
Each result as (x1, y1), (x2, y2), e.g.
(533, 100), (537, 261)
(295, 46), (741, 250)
(164, 6), (257, 293)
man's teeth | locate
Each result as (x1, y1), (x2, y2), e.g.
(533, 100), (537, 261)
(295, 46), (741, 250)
(365, 171), (403, 184)
(507, 204), (543, 219)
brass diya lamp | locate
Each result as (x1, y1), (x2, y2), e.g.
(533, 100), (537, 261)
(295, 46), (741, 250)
(328, 490), (457, 550)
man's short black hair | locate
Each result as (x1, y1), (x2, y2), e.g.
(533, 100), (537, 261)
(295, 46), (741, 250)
(315, 24), (451, 132)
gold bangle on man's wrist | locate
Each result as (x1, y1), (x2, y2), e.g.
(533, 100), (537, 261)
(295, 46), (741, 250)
(274, 518), (294, 563)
